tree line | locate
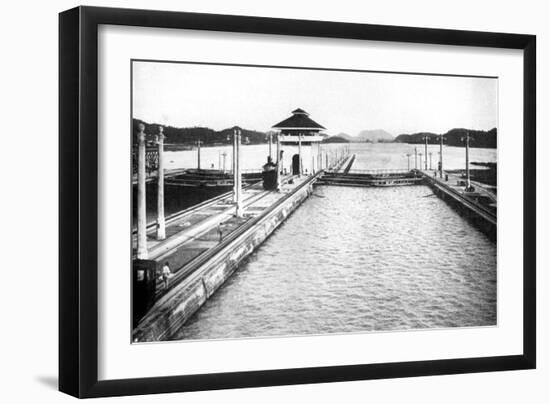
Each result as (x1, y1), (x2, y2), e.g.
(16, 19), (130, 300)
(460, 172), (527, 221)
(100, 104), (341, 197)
(132, 119), (269, 148)
(394, 128), (497, 148)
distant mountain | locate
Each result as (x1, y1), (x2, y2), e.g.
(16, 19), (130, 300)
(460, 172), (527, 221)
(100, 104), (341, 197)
(333, 132), (356, 142)
(322, 135), (351, 143)
(356, 129), (394, 143)
(394, 128), (497, 148)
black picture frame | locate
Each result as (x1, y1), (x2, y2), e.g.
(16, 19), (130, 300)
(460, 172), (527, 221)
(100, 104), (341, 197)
(59, 6), (536, 398)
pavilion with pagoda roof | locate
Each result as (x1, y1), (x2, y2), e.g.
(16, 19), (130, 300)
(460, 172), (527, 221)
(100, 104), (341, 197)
(272, 108), (326, 176)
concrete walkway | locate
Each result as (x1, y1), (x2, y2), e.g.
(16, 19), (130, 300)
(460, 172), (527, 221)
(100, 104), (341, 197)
(133, 174), (315, 281)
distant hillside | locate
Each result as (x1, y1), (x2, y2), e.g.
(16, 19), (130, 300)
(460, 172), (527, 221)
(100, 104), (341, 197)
(328, 130), (394, 143)
(322, 135), (351, 143)
(132, 119), (268, 147)
(394, 132), (439, 143)
(394, 128), (497, 148)
(356, 129), (394, 143)
(332, 132), (356, 142)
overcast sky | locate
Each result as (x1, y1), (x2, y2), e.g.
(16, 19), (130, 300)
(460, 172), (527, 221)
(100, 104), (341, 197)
(132, 61), (497, 136)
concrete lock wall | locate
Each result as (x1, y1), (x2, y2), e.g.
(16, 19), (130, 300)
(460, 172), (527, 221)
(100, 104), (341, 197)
(133, 181), (314, 342)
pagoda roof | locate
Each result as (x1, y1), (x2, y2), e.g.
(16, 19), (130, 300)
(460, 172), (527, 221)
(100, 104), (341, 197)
(272, 108), (326, 130)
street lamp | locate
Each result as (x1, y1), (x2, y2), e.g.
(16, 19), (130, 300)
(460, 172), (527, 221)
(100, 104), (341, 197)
(232, 127), (243, 216)
(422, 135), (429, 170)
(136, 123), (148, 259)
(156, 126), (166, 241)
(461, 131), (475, 192)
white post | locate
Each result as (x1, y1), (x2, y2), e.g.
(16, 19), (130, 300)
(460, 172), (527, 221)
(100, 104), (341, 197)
(197, 138), (201, 170)
(232, 128), (237, 203)
(268, 132), (272, 159)
(276, 132), (282, 190)
(136, 123), (148, 259)
(440, 134), (444, 178)
(298, 132), (302, 177)
(465, 131), (471, 190)
(424, 136), (428, 170)
(156, 126), (166, 241)
(235, 128), (243, 217)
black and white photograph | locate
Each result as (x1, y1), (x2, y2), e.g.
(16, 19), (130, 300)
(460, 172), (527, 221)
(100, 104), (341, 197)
(131, 60), (498, 343)
(1, 0), (545, 401)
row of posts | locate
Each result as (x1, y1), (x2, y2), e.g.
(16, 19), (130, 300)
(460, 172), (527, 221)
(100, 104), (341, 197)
(136, 125), (350, 259)
(136, 125), (250, 260)
(405, 132), (472, 189)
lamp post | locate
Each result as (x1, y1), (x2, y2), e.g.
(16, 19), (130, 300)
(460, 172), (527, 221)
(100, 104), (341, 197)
(439, 134), (444, 178)
(462, 131), (473, 191)
(232, 129), (237, 202)
(428, 152), (433, 170)
(268, 131), (272, 160)
(197, 137), (201, 171)
(156, 126), (166, 241)
(414, 147), (418, 170)
(423, 135), (429, 170)
(136, 123), (148, 259)
(222, 151), (227, 173)
(298, 132), (302, 177)
(406, 153), (411, 171)
(233, 127), (243, 216)
(276, 131), (282, 190)
(419, 152), (423, 171)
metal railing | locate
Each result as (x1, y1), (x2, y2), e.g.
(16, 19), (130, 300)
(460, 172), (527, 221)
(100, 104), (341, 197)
(346, 168), (411, 175)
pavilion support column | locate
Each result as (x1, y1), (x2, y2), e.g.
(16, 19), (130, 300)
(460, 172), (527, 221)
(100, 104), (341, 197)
(136, 124), (148, 259)
(156, 126), (166, 241)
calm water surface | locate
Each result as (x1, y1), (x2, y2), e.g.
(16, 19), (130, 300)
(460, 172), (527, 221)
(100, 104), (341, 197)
(172, 144), (497, 340)
(165, 142), (496, 172)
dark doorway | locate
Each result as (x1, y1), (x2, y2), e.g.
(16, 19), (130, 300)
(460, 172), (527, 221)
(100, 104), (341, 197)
(292, 154), (300, 175)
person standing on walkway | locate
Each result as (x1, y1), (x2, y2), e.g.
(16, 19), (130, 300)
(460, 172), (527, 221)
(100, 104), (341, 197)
(161, 262), (173, 289)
